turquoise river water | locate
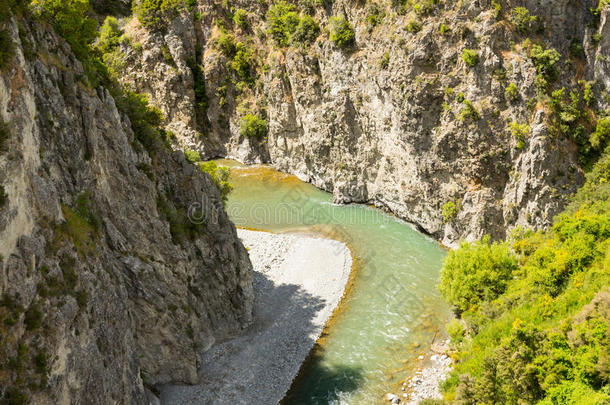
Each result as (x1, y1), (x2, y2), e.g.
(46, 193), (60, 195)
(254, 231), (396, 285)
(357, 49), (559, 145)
(219, 160), (451, 404)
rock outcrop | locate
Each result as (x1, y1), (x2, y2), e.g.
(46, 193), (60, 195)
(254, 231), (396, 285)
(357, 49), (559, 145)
(0, 14), (253, 404)
(118, 0), (610, 246)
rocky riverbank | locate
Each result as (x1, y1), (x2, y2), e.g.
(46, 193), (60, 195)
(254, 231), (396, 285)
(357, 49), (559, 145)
(159, 229), (352, 404)
(385, 340), (452, 404)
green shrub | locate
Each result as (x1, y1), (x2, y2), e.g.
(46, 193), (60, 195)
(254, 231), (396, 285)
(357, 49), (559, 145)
(233, 8), (248, 30)
(0, 28), (15, 69)
(240, 113), (267, 139)
(198, 161), (233, 203)
(442, 201), (458, 222)
(379, 52), (389, 69)
(230, 42), (255, 83)
(510, 121), (530, 149)
(0, 120), (10, 152)
(184, 148), (201, 163)
(447, 318), (465, 344)
(505, 83), (519, 102)
(96, 16), (122, 55)
(216, 30), (237, 57)
(406, 19), (422, 33)
(0, 185), (7, 209)
(459, 100), (479, 122)
(365, 3), (384, 31)
(24, 303), (42, 330)
(590, 116), (610, 150)
(133, 0), (186, 31)
(412, 0), (438, 16)
(461, 48), (479, 67)
(329, 16), (355, 49)
(266, 1), (299, 47)
(510, 6), (538, 34)
(529, 44), (561, 81)
(439, 238), (519, 314)
(32, 0), (97, 60)
(439, 23), (450, 35)
(292, 14), (319, 44)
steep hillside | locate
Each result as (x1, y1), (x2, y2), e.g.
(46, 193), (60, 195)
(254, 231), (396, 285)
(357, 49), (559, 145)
(108, 0), (608, 245)
(438, 141), (610, 404)
(0, 4), (253, 404)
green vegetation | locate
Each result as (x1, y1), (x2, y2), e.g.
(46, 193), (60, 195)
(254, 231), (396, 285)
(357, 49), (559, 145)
(461, 49), (479, 67)
(96, 16), (122, 55)
(439, 23), (449, 35)
(240, 113), (267, 139)
(0, 185), (7, 209)
(365, 2), (384, 31)
(590, 116), (610, 151)
(440, 146), (610, 403)
(529, 44), (561, 91)
(505, 83), (519, 103)
(229, 41), (256, 84)
(510, 6), (538, 34)
(132, 0), (186, 31)
(0, 28), (15, 69)
(31, 0), (97, 60)
(406, 19), (422, 33)
(0, 120), (10, 152)
(459, 100), (479, 122)
(379, 52), (390, 69)
(198, 161), (233, 203)
(233, 8), (248, 30)
(328, 16), (355, 49)
(439, 237), (518, 314)
(266, 2), (319, 47)
(442, 200), (458, 223)
(184, 148), (201, 163)
(216, 30), (237, 57)
(292, 14), (319, 44)
(510, 121), (530, 150)
(266, 1), (299, 47)
(156, 193), (203, 244)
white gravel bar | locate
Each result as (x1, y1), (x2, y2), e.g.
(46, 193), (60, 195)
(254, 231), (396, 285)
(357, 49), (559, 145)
(159, 229), (352, 405)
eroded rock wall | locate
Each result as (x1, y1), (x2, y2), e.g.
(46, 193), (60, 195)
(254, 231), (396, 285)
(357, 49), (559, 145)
(0, 15), (252, 404)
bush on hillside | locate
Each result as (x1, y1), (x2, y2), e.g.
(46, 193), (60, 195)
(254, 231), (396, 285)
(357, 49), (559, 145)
(133, 0), (185, 31)
(505, 83), (519, 102)
(439, 238), (518, 314)
(0, 29), (15, 69)
(266, 1), (299, 47)
(510, 6), (538, 34)
(199, 161), (233, 203)
(233, 8), (248, 30)
(292, 14), (319, 44)
(240, 114), (267, 139)
(461, 48), (479, 67)
(590, 116), (610, 151)
(96, 16), (122, 54)
(329, 16), (354, 49)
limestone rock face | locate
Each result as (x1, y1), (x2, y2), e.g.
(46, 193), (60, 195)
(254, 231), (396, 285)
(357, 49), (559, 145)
(0, 17), (252, 404)
(119, 0), (609, 246)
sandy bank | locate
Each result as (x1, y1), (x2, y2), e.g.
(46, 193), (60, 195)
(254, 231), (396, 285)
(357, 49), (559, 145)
(159, 229), (352, 404)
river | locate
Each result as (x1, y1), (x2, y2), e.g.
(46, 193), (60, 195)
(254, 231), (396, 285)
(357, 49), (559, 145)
(219, 160), (451, 404)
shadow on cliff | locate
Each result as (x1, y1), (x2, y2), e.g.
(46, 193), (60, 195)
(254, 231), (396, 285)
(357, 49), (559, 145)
(159, 271), (363, 404)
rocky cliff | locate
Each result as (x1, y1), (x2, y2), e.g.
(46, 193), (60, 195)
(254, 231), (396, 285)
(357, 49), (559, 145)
(0, 11), (253, 404)
(116, 0), (609, 246)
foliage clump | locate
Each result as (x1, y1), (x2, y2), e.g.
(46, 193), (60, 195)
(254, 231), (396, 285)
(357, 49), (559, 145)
(0, 29), (15, 69)
(442, 201), (458, 223)
(590, 116), (610, 151)
(233, 8), (248, 30)
(240, 113), (267, 139)
(461, 48), (479, 67)
(198, 161), (233, 203)
(405, 19), (421, 33)
(292, 14), (319, 45)
(132, 0), (186, 31)
(184, 148), (201, 163)
(328, 16), (355, 49)
(266, 1), (299, 47)
(440, 146), (610, 404)
(505, 83), (519, 103)
(510, 6), (538, 34)
(439, 237), (518, 314)
(510, 121), (530, 149)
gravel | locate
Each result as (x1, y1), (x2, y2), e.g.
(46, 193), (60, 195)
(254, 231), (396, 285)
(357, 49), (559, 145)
(159, 229), (352, 405)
